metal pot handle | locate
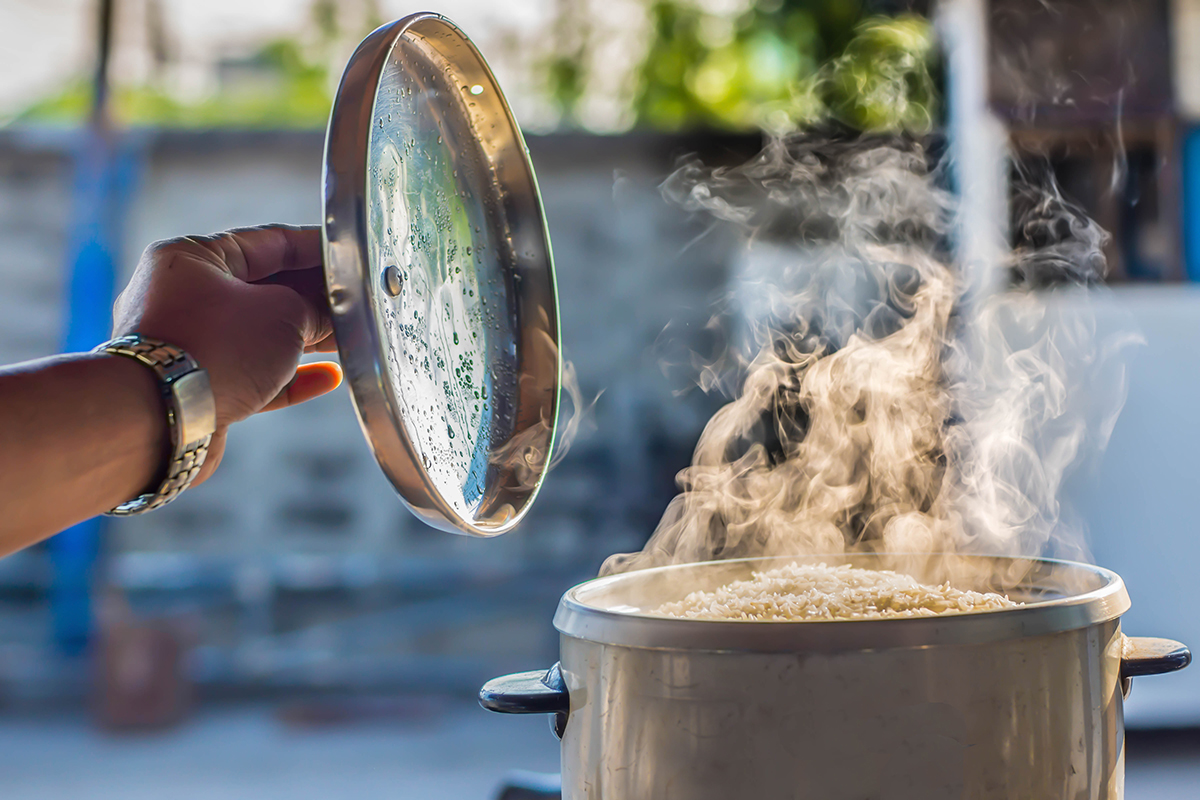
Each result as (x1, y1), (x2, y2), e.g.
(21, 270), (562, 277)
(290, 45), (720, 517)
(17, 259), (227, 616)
(479, 662), (569, 739)
(1121, 637), (1191, 679)
(1120, 637), (1191, 699)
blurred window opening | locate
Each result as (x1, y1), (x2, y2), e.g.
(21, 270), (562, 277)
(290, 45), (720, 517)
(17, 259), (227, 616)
(993, 0), (1184, 283)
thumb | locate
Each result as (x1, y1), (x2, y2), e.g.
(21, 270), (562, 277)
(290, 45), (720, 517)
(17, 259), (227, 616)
(261, 362), (343, 413)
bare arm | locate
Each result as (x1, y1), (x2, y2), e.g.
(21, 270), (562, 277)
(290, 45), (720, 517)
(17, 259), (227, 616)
(0, 225), (341, 553)
(0, 353), (167, 547)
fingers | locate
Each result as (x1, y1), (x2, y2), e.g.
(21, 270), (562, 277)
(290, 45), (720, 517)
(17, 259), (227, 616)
(304, 333), (338, 354)
(202, 225), (323, 283)
(255, 265), (335, 347)
(260, 362), (343, 414)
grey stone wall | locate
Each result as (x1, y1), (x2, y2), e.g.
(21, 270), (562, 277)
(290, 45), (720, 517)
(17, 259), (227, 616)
(0, 133), (71, 367)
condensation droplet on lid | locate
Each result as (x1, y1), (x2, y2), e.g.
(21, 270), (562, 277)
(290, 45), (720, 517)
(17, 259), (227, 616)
(382, 265), (403, 297)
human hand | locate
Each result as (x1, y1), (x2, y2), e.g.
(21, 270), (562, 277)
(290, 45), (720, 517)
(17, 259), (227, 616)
(112, 224), (342, 483)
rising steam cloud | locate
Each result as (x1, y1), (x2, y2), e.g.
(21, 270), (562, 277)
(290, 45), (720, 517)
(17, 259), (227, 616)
(601, 133), (1138, 586)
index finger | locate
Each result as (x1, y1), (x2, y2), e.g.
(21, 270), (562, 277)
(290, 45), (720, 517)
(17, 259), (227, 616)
(213, 224), (323, 282)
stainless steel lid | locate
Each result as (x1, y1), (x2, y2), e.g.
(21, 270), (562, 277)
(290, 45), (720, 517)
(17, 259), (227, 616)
(554, 554), (1132, 652)
(322, 14), (560, 536)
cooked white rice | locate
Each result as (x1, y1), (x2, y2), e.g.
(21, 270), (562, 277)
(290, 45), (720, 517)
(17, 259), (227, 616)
(656, 562), (1018, 621)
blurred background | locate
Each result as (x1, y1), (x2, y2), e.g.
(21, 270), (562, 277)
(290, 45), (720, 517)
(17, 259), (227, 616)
(0, 0), (1198, 797)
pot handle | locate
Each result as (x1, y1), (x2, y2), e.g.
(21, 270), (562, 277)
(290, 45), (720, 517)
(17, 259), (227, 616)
(479, 662), (569, 739)
(1121, 637), (1191, 680)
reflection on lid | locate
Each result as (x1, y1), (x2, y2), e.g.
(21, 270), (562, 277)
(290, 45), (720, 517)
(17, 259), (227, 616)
(366, 37), (518, 517)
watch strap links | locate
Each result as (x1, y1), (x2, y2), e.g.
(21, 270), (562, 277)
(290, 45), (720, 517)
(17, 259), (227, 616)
(94, 335), (216, 516)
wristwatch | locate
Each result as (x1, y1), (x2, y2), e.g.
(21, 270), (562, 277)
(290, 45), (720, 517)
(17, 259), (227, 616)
(94, 334), (217, 516)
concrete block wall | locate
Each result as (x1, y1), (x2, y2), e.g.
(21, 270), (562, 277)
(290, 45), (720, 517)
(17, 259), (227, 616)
(85, 131), (738, 573)
(0, 128), (742, 692)
(0, 135), (70, 367)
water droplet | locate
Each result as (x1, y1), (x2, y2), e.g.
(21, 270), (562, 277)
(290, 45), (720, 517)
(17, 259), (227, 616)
(382, 266), (403, 297)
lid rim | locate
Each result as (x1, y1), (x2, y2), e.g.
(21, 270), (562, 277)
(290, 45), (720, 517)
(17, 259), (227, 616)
(322, 14), (560, 537)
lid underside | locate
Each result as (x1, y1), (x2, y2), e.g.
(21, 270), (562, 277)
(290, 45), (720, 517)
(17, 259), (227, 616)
(323, 14), (560, 536)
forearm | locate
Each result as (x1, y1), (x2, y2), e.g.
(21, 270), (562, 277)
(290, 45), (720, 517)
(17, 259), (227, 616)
(0, 353), (167, 552)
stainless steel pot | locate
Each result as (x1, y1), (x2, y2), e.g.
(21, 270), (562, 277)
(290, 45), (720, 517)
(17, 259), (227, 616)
(481, 554), (1190, 800)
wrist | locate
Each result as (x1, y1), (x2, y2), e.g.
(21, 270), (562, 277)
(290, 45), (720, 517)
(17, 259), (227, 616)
(86, 352), (173, 507)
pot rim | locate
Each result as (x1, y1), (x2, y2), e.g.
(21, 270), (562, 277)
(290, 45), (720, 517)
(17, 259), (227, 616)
(553, 554), (1131, 653)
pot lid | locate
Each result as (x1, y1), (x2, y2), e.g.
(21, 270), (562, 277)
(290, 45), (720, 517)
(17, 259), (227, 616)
(322, 14), (561, 536)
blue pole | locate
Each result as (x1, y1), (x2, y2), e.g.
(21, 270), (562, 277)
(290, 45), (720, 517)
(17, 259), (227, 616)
(50, 134), (142, 655)
(49, 136), (121, 655)
(47, 0), (136, 655)
(1181, 127), (1200, 282)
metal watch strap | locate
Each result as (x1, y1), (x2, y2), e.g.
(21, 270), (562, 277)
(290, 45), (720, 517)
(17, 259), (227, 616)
(94, 335), (217, 516)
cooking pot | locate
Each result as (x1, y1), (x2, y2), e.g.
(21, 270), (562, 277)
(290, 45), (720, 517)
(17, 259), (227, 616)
(480, 554), (1190, 800)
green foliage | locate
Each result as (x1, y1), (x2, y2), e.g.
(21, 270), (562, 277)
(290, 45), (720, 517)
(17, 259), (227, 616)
(16, 37), (333, 128)
(633, 0), (937, 133)
(11, 0), (935, 133)
(823, 15), (937, 132)
(546, 54), (588, 123)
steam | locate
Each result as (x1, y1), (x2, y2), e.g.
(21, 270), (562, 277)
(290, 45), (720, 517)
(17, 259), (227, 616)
(601, 133), (1137, 586)
(490, 354), (598, 492)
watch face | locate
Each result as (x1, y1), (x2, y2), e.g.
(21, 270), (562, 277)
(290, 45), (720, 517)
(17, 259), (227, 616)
(322, 15), (560, 536)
